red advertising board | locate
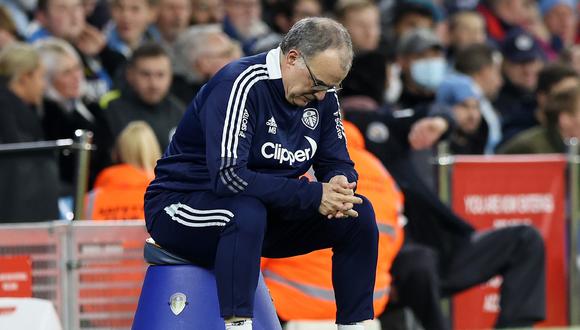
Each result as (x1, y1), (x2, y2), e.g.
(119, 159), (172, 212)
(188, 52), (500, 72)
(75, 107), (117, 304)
(451, 155), (568, 329)
(0, 255), (32, 297)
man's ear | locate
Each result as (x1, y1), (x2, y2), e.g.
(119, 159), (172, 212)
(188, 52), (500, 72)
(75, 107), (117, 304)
(286, 49), (300, 67)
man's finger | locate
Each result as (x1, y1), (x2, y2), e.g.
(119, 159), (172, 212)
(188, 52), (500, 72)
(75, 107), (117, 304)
(332, 185), (354, 195)
(344, 209), (358, 217)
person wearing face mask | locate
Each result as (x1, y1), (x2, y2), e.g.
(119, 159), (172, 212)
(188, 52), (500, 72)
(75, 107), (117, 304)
(396, 28), (448, 110)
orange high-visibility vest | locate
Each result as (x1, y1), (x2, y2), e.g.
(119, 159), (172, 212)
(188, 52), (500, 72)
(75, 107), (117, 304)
(261, 121), (405, 320)
(86, 164), (153, 220)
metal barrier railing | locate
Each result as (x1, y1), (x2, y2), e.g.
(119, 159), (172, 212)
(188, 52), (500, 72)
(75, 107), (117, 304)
(435, 143), (580, 326)
(0, 220), (148, 330)
(0, 130), (94, 220)
(568, 138), (580, 325)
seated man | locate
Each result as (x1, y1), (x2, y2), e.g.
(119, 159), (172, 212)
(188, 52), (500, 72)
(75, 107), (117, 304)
(144, 17), (378, 330)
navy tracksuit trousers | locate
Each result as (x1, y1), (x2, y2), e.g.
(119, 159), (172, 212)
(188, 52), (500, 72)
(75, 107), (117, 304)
(144, 190), (379, 324)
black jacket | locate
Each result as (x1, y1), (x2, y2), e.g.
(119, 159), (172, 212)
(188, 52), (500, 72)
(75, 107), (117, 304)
(102, 87), (185, 150)
(493, 78), (538, 145)
(0, 82), (59, 222)
(42, 98), (113, 188)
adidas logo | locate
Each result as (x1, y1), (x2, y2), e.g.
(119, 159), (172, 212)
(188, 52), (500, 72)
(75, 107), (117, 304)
(266, 116), (277, 127)
(266, 116), (277, 134)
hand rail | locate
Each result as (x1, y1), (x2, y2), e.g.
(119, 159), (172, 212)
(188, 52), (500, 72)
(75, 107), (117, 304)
(0, 130), (94, 221)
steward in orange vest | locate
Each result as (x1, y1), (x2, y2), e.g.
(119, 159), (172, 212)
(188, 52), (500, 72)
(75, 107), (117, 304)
(86, 163), (153, 220)
(261, 120), (405, 320)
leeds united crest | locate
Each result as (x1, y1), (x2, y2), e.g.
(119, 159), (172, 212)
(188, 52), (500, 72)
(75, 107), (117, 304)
(169, 292), (187, 315)
(302, 108), (319, 130)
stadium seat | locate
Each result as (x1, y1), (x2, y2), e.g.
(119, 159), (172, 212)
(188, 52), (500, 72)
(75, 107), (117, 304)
(132, 239), (281, 330)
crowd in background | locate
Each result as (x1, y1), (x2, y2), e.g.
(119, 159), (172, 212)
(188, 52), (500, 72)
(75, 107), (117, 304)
(0, 0), (578, 328)
(0, 0), (579, 219)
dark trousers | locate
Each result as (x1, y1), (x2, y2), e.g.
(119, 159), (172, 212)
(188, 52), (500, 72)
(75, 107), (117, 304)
(385, 225), (545, 330)
(145, 190), (379, 324)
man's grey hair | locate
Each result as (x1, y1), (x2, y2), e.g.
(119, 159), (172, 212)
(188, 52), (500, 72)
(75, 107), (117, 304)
(280, 17), (353, 72)
(34, 37), (81, 80)
(173, 24), (227, 83)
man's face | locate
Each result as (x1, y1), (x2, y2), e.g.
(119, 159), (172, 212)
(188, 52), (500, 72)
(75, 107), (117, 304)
(157, 0), (191, 42)
(478, 63), (503, 99)
(544, 4), (577, 46)
(282, 48), (348, 107)
(453, 97), (481, 133)
(111, 0), (156, 47)
(560, 100), (580, 139)
(21, 64), (46, 106)
(291, 0), (321, 24)
(224, 0), (261, 37)
(503, 59), (543, 91)
(40, 0), (85, 40)
(343, 6), (380, 53)
(394, 13), (434, 39)
(195, 33), (241, 78)
(190, 0), (224, 24)
(51, 53), (84, 99)
(127, 55), (172, 105)
(450, 14), (486, 50)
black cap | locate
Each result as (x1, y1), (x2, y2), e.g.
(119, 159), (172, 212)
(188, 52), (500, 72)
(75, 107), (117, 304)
(501, 29), (545, 63)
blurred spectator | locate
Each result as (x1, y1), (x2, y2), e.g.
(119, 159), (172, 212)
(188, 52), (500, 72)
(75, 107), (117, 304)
(86, 121), (161, 220)
(190, 0), (225, 25)
(447, 10), (486, 61)
(560, 45), (580, 75)
(35, 37), (113, 188)
(269, 0), (321, 34)
(396, 28), (446, 109)
(495, 29), (545, 144)
(106, 0), (161, 59)
(499, 85), (580, 154)
(436, 74), (484, 154)
(156, 0), (191, 52)
(101, 43), (184, 150)
(172, 25), (242, 105)
(340, 51), (388, 108)
(254, 0), (322, 53)
(455, 43), (504, 153)
(28, 0), (125, 102)
(0, 0), (33, 37)
(535, 63), (579, 124)
(476, 0), (528, 43)
(335, 0), (381, 54)
(222, 0), (277, 54)
(540, 0), (577, 49)
(390, 0), (437, 40)
(0, 6), (18, 49)
(0, 43), (60, 221)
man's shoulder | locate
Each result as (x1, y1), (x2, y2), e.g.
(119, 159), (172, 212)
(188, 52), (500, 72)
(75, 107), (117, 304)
(498, 126), (548, 154)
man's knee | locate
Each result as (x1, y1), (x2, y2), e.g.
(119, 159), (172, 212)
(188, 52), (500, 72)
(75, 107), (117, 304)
(228, 196), (268, 236)
(353, 194), (379, 238)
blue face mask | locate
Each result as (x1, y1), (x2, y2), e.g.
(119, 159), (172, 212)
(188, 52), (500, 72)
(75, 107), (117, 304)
(410, 57), (447, 91)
